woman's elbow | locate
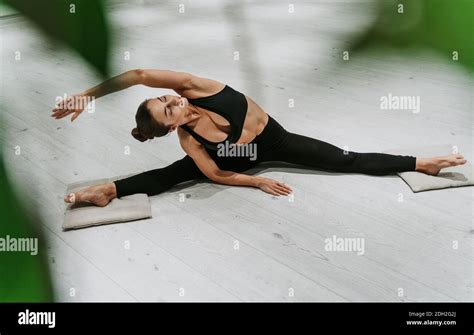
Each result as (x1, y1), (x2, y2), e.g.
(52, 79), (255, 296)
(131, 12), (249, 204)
(132, 69), (146, 84)
(205, 170), (228, 184)
(207, 173), (222, 184)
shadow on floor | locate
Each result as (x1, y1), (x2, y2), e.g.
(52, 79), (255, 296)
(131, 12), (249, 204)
(164, 161), (399, 200)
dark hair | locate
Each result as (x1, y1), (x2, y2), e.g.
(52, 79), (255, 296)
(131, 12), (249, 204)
(132, 99), (170, 142)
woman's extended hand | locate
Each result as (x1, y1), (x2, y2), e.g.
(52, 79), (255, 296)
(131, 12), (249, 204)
(51, 93), (90, 122)
(256, 177), (293, 196)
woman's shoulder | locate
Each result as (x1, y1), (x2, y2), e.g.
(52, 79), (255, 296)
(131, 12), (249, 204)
(180, 76), (226, 99)
(177, 126), (201, 148)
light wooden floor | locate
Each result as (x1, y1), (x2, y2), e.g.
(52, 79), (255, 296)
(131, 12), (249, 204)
(1, 0), (472, 301)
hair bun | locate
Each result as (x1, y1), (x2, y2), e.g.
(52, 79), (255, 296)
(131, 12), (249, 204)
(131, 127), (147, 142)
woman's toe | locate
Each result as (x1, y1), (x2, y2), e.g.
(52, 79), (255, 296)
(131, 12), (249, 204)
(64, 193), (75, 203)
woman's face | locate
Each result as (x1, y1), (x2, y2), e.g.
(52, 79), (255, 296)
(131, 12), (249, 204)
(146, 95), (189, 134)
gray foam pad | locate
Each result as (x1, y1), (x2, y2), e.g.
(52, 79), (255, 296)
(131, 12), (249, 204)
(382, 144), (473, 192)
(63, 174), (152, 230)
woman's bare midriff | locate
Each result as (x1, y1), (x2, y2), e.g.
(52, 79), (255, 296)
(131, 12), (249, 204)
(236, 95), (268, 144)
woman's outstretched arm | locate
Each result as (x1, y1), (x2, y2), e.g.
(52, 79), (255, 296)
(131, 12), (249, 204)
(84, 69), (194, 98)
(179, 130), (293, 196)
(51, 69), (194, 121)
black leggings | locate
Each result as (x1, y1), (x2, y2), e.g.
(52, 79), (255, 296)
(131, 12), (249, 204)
(114, 115), (416, 197)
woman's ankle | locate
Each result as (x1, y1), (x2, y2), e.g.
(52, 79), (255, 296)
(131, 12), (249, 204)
(103, 182), (117, 200)
(415, 157), (428, 172)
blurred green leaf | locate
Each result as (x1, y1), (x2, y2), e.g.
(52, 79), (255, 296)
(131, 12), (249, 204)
(3, 0), (110, 76)
(0, 119), (53, 302)
(352, 0), (474, 72)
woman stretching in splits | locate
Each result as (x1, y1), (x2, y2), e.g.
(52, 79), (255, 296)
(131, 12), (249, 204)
(52, 69), (467, 207)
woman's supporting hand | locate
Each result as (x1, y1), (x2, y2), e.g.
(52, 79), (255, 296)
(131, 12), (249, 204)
(256, 177), (293, 196)
(51, 93), (90, 122)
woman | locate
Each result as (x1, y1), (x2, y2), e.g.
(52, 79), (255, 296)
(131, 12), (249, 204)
(52, 69), (467, 207)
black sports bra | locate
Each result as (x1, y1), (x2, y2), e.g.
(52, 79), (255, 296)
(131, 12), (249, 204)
(179, 85), (248, 150)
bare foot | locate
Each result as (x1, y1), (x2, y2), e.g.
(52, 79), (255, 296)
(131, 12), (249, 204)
(416, 154), (467, 176)
(64, 182), (117, 207)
